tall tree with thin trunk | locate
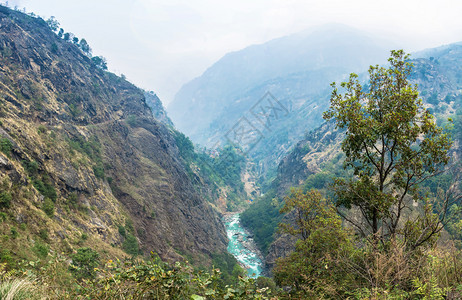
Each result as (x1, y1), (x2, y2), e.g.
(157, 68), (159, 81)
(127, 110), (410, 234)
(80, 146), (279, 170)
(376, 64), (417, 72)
(323, 50), (452, 248)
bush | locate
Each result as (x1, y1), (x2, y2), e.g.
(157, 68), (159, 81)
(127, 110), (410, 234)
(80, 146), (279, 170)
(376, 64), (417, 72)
(0, 138), (12, 156)
(38, 229), (48, 241)
(10, 227), (18, 239)
(42, 198), (54, 217)
(33, 177), (57, 202)
(32, 242), (49, 258)
(22, 160), (38, 176)
(70, 247), (100, 280)
(122, 234), (139, 256)
(0, 191), (12, 208)
(92, 164), (105, 179)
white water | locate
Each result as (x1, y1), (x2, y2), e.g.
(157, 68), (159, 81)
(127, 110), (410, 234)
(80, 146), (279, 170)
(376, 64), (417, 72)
(224, 213), (263, 278)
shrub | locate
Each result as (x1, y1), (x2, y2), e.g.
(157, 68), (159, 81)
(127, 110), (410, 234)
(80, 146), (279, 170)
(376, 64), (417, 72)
(70, 247), (100, 280)
(10, 227), (18, 239)
(22, 160), (39, 176)
(42, 198), (54, 217)
(122, 234), (139, 256)
(0, 191), (12, 208)
(33, 176), (57, 202)
(38, 229), (48, 241)
(92, 164), (105, 179)
(0, 138), (12, 156)
(32, 242), (49, 258)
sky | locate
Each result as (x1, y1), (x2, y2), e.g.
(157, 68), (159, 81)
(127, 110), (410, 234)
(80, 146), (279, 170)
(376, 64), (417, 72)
(5, 0), (462, 105)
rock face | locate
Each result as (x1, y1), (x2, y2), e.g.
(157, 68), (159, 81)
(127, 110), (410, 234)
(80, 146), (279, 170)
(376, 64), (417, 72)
(0, 6), (226, 263)
(144, 91), (174, 127)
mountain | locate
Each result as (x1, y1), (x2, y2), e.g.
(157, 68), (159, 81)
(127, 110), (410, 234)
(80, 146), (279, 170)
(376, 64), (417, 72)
(241, 42), (462, 272)
(0, 5), (229, 267)
(144, 90), (174, 127)
(168, 24), (394, 177)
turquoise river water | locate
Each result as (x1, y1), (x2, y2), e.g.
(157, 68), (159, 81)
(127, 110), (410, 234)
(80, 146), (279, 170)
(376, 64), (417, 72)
(224, 213), (263, 278)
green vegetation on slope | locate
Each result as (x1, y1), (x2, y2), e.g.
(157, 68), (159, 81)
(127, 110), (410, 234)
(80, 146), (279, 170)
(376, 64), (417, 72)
(174, 131), (247, 211)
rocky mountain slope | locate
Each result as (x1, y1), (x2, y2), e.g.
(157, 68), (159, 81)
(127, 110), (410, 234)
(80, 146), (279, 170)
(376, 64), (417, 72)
(0, 5), (227, 266)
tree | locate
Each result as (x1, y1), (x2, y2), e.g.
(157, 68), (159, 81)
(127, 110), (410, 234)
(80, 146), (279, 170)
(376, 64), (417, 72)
(72, 36), (79, 45)
(46, 16), (59, 32)
(274, 188), (353, 296)
(323, 50), (453, 248)
(91, 56), (108, 70)
(57, 28), (64, 39)
(79, 38), (92, 56)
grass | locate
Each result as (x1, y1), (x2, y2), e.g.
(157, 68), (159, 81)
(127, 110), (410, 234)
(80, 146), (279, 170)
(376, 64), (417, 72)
(0, 279), (38, 300)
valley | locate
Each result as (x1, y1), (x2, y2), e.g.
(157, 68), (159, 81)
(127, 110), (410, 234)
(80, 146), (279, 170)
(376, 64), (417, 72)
(0, 2), (461, 299)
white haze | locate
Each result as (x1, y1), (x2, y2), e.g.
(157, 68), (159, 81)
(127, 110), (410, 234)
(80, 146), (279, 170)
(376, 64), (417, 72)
(6, 0), (462, 105)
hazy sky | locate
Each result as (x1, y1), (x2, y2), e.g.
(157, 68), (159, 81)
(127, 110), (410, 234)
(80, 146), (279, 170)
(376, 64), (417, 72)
(6, 0), (462, 105)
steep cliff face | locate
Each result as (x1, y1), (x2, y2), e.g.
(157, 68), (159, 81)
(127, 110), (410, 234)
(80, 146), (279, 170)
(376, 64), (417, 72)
(144, 91), (174, 127)
(0, 6), (226, 264)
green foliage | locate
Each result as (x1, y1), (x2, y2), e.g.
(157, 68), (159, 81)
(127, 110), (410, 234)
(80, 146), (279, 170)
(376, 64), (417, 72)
(50, 42), (58, 54)
(173, 131), (247, 209)
(79, 38), (91, 55)
(33, 176), (57, 202)
(125, 114), (137, 127)
(211, 252), (245, 285)
(69, 247), (100, 280)
(118, 225), (126, 237)
(10, 227), (18, 239)
(67, 135), (102, 163)
(212, 145), (245, 191)
(22, 160), (38, 176)
(46, 16), (59, 31)
(42, 198), (55, 217)
(323, 50), (452, 245)
(38, 229), (48, 241)
(91, 56), (108, 70)
(274, 189), (354, 297)
(74, 257), (271, 299)
(241, 190), (283, 254)
(0, 138), (13, 156)
(0, 191), (12, 208)
(92, 163), (105, 179)
(32, 242), (49, 259)
(36, 125), (47, 134)
(122, 234), (139, 256)
(67, 192), (78, 208)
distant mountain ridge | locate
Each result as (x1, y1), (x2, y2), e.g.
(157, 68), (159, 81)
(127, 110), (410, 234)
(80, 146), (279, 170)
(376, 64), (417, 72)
(168, 24), (394, 177)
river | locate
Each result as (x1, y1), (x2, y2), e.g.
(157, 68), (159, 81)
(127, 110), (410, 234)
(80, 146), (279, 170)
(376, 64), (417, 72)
(223, 213), (263, 278)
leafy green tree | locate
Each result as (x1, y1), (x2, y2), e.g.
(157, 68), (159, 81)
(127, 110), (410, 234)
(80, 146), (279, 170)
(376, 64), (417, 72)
(79, 38), (91, 56)
(46, 16), (59, 32)
(274, 189), (353, 296)
(91, 56), (107, 70)
(72, 36), (79, 45)
(323, 50), (453, 248)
